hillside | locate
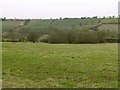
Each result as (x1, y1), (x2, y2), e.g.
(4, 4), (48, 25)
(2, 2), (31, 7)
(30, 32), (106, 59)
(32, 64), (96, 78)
(2, 18), (118, 43)
(2, 21), (23, 31)
(2, 18), (118, 32)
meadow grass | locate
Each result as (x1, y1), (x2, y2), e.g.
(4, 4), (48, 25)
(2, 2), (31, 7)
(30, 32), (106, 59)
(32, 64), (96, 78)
(2, 42), (118, 88)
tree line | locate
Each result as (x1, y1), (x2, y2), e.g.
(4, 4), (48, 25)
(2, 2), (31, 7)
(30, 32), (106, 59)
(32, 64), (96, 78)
(2, 28), (118, 44)
(41, 30), (118, 44)
(1, 16), (117, 21)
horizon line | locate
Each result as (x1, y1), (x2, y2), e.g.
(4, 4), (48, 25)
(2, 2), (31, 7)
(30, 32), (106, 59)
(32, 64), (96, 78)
(0, 15), (118, 19)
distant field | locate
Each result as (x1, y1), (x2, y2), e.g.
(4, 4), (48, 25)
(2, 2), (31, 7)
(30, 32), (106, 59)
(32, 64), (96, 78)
(98, 24), (118, 32)
(2, 18), (118, 33)
(2, 42), (118, 88)
(101, 18), (118, 23)
(2, 21), (23, 31)
(23, 19), (99, 30)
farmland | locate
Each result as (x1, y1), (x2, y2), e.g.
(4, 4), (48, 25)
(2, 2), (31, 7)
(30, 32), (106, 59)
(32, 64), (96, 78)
(2, 42), (118, 88)
(2, 17), (118, 88)
(2, 21), (23, 31)
(2, 18), (118, 43)
(98, 24), (118, 32)
(2, 18), (118, 32)
(22, 19), (99, 30)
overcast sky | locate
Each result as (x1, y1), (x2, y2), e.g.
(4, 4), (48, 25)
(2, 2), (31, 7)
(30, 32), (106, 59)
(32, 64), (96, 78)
(0, 0), (119, 19)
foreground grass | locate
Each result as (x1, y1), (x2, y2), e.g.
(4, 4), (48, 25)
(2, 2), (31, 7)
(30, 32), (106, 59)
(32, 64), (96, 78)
(2, 42), (118, 88)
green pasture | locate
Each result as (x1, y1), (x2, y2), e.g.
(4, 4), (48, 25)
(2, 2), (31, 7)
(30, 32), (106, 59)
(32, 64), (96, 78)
(2, 42), (118, 88)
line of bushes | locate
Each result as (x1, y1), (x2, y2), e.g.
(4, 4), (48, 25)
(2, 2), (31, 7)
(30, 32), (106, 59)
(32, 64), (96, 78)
(2, 29), (118, 44)
(44, 30), (118, 44)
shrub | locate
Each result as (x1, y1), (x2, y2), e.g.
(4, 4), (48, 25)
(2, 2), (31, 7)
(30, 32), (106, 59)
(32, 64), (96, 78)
(47, 30), (113, 44)
(27, 32), (39, 43)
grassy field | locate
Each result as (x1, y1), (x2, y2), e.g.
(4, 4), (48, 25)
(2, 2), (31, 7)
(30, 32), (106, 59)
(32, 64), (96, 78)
(23, 19), (99, 30)
(2, 21), (23, 31)
(2, 42), (118, 88)
(101, 18), (118, 23)
(2, 18), (118, 33)
(98, 24), (118, 32)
